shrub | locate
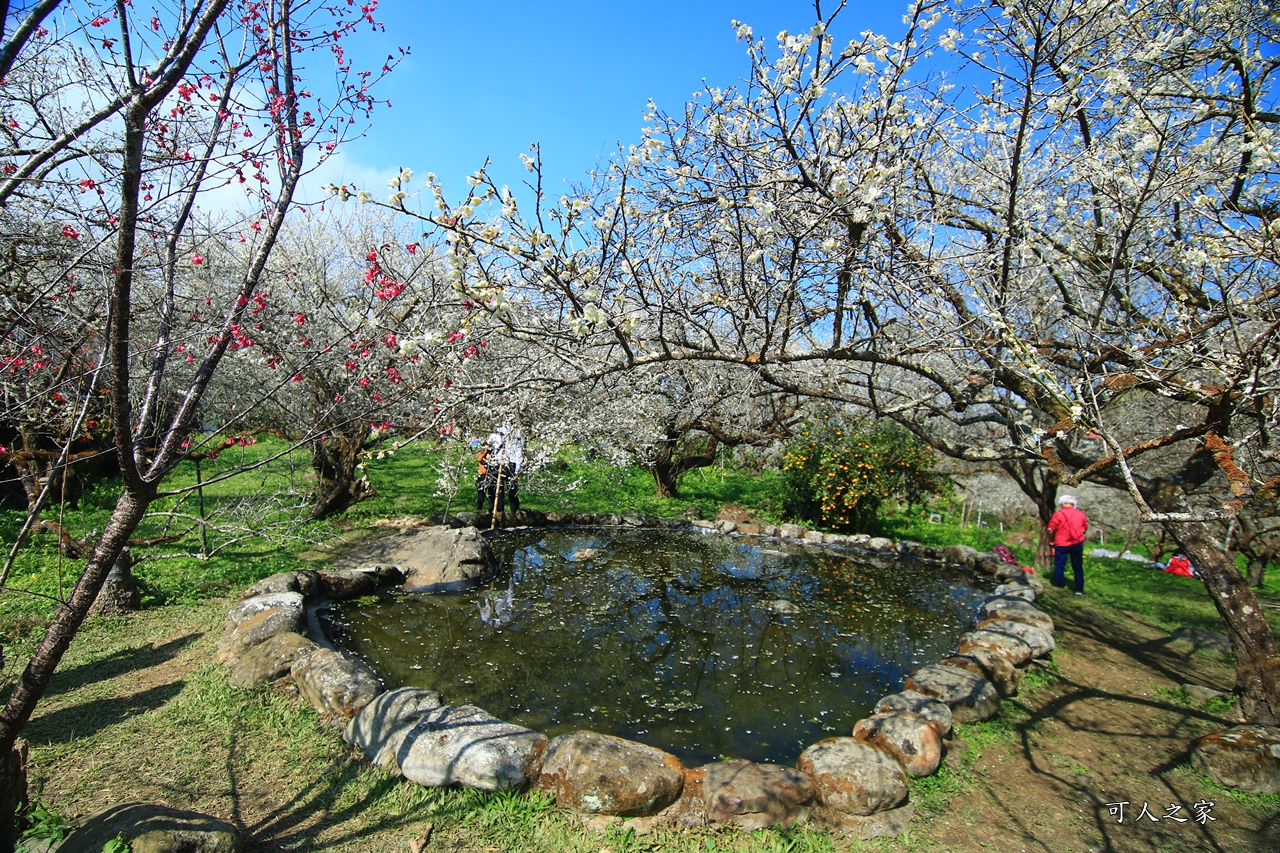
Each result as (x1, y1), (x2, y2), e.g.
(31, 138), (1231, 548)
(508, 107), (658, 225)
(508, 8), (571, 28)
(781, 420), (949, 533)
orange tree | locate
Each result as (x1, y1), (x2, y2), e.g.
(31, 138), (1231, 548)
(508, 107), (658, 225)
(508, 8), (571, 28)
(781, 420), (948, 534)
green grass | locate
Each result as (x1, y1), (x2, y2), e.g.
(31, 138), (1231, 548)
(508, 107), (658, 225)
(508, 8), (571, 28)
(6, 439), (1280, 850)
(346, 440), (791, 524)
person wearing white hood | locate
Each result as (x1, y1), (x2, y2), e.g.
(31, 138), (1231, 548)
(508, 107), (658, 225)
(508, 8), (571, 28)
(487, 425), (523, 513)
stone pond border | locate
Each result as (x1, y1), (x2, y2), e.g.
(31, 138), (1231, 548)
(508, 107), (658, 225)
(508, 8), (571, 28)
(215, 512), (1056, 840)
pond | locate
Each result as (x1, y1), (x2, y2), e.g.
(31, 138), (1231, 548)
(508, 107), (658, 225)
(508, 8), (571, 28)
(320, 528), (988, 766)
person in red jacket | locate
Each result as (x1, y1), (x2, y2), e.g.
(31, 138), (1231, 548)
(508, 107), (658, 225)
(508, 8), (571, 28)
(1048, 494), (1089, 594)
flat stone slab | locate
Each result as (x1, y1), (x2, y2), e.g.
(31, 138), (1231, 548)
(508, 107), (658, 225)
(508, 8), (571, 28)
(796, 737), (908, 816)
(344, 687), (445, 768)
(992, 582), (1036, 602)
(225, 591), (305, 628)
(399, 704), (547, 791)
(318, 569), (377, 599)
(699, 759), (815, 829)
(1189, 725), (1280, 794)
(337, 526), (497, 593)
(537, 730), (685, 816)
(53, 803), (240, 853)
(904, 664), (1000, 722)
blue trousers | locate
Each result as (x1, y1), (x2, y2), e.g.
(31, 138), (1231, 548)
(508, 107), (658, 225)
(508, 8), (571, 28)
(1053, 542), (1085, 593)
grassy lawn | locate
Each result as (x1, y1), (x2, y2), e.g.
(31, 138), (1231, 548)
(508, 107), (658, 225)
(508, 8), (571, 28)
(3, 437), (1278, 850)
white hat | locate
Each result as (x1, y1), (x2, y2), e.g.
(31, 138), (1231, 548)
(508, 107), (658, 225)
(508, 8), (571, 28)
(1057, 494), (1078, 506)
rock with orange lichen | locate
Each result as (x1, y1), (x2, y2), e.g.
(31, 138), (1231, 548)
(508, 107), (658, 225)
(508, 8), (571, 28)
(537, 731), (684, 816)
(797, 737), (908, 816)
(1189, 725), (1280, 794)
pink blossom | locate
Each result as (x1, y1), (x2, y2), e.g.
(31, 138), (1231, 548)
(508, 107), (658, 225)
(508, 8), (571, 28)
(62, 225), (80, 239)
(191, 252), (205, 265)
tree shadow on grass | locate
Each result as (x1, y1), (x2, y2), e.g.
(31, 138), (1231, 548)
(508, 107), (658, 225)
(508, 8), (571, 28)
(225, 732), (477, 853)
(958, 599), (1271, 853)
(40, 632), (201, 699)
(991, 677), (1277, 853)
(25, 681), (186, 744)
(1040, 595), (1234, 692)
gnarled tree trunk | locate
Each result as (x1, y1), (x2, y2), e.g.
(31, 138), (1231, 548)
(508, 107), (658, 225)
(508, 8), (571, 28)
(1173, 520), (1280, 725)
(310, 422), (374, 519)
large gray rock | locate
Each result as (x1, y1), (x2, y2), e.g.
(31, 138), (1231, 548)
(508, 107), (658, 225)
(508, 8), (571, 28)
(225, 591), (305, 628)
(996, 571), (1045, 595)
(362, 526), (497, 592)
(216, 601), (305, 662)
(976, 620), (1055, 658)
(939, 648), (1023, 698)
(398, 704), (547, 791)
(992, 582), (1037, 602)
(1171, 626), (1233, 656)
(980, 597), (1055, 633)
(852, 712), (943, 777)
(956, 629), (1035, 667)
(874, 690), (953, 738)
(228, 631), (316, 688)
(796, 737), (908, 816)
(1189, 725), (1280, 794)
(904, 664), (1001, 722)
(779, 524), (808, 540)
(537, 731), (685, 816)
(811, 800), (914, 840)
(344, 687), (445, 768)
(699, 759), (815, 829)
(942, 544), (981, 566)
(318, 569), (377, 600)
(291, 647), (382, 718)
(53, 803), (240, 853)
(238, 571), (320, 601)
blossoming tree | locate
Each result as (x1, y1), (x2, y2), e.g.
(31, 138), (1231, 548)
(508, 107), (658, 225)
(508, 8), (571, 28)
(0, 0), (402, 802)
(354, 0), (1280, 723)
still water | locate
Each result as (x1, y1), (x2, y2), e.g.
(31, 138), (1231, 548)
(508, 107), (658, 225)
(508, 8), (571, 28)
(321, 528), (987, 766)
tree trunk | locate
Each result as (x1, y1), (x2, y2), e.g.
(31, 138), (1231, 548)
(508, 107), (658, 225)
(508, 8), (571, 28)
(0, 490), (151, 758)
(1035, 523), (1054, 571)
(1171, 520), (1280, 725)
(649, 458), (679, 499)
(645, 434), (718, 500)
(309, 423), (374, 519)
(89, 548), (141, 617)
(1246, 557), (1267, 589)
(0, 740), (27, 853)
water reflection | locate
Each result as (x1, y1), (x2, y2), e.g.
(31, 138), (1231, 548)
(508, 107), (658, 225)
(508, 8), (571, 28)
(322, 528), (987, 765)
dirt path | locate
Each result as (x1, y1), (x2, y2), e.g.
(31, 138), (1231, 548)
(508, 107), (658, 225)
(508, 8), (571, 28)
(915, 592), (1279, 853)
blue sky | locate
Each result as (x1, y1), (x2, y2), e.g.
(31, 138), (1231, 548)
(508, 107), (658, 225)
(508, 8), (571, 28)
(307, 1), (909, 206)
